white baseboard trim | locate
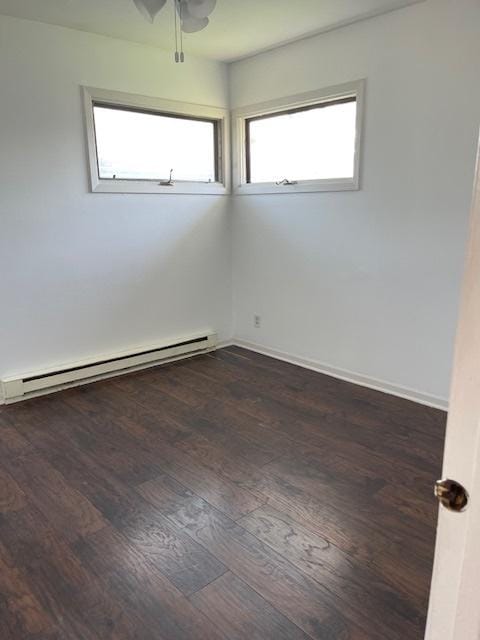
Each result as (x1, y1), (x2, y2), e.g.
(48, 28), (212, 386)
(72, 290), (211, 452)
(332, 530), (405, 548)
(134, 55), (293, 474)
(216, 339), (236, 349)
(1, 338), (448, 411)
(229, 338), (449, 411)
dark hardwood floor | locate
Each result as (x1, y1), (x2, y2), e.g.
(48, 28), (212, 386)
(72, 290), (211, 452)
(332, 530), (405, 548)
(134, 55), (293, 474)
(0, 346), (446, 639)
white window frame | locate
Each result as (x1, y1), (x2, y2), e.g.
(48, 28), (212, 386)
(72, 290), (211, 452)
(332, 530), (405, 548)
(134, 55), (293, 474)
(232, 80), (365, 196)
(83, 86), (231, 195)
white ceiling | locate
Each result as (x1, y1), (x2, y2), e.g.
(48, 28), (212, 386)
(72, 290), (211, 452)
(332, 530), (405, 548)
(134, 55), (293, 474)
(0, 0), (424, 62)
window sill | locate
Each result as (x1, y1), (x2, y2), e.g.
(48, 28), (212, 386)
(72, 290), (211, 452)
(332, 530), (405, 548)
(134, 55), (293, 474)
(91, 179), (230, 196)
(233, 177), (359, 196)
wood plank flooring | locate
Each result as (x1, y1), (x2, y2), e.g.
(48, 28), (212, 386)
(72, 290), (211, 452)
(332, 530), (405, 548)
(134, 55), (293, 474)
(0, 346), (446, 639)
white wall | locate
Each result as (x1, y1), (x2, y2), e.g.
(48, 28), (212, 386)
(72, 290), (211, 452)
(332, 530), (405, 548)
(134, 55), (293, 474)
(0, 15), (231, 378)
(229, 0), (480, 404)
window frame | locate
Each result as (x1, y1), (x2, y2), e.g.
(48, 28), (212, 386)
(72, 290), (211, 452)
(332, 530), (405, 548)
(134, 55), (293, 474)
(83, 86), (230, 195)
(232, 80), (365, 196)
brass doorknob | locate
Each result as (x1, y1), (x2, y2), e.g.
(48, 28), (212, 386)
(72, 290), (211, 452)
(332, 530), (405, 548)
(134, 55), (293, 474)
(435, 479), (469, 512)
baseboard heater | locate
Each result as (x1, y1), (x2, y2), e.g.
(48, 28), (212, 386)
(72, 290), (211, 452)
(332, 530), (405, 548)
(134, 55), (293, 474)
(0, 331), (217, 404)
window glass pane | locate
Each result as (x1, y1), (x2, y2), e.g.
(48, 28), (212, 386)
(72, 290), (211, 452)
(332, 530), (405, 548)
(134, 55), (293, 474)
(93, 106), (216, 182)
(247, 99), (356, 184)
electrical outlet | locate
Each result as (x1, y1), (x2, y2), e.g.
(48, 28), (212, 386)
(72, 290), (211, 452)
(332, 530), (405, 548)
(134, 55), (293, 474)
(254, 314), (261, 329)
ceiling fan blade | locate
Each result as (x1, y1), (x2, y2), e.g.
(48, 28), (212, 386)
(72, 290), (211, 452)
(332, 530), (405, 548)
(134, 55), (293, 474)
(186, 0), (216, 19)
(133, 0), (167, 23)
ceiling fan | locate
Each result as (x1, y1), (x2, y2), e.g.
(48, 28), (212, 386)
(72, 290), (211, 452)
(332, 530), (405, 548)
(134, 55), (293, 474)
(133, 0), (217, 61)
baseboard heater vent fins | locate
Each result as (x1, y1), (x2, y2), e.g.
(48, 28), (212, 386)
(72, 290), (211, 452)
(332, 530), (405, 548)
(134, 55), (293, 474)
(1, 331), (216, 403)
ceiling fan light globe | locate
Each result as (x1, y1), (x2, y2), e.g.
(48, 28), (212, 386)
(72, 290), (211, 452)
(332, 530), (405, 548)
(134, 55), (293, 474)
(181, 15), (209, 32)
(186, 0), (216, 19)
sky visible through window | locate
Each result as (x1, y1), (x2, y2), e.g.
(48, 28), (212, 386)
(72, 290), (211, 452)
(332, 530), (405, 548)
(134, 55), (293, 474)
(93, 106), (216, 182)
(247, 100), (356, 183)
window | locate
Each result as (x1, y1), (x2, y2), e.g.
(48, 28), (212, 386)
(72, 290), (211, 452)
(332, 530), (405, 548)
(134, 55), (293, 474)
(83, 87), (230, 195)
(233, 80), (364, 195)
(94, 106), (217, 183)
(246, 98), (356, 184)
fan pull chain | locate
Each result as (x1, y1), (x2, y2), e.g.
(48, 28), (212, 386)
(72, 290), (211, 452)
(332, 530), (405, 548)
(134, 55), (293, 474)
(174, 0), (180, 62)
(179, 0), (184, 62)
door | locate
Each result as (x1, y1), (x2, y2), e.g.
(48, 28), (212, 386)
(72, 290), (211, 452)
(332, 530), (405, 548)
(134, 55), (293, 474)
(426, 138), (480, 639)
